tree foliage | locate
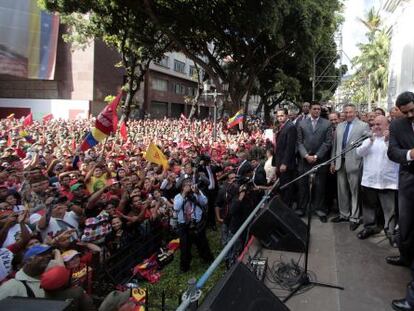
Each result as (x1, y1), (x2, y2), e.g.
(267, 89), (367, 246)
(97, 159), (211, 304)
(342, 8), (390, 108)
(40, 0), (342, 119)
(137, 0), (341, 114)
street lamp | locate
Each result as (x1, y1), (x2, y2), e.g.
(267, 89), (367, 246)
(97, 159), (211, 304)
(203, 83), (224, 142)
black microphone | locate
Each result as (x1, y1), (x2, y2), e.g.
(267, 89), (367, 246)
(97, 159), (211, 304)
(350, 131), (372, 145)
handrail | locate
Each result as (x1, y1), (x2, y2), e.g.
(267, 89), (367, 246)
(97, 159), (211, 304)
(176, 179), (280, 311)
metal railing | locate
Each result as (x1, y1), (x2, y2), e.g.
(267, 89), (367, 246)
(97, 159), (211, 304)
(176, 180), (279, 310)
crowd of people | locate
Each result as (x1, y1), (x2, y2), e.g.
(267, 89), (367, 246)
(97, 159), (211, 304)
(0, 90), (412, 310)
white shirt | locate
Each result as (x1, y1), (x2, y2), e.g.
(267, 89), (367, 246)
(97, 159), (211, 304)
(356, 136), (399, 190)
(264, 157), (276, 183)
(38, 211), (80, 241)
(405, 122), (414, 161)
(1, 223), (32, 248)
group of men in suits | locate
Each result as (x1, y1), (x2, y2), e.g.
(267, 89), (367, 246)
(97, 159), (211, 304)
(273, 102), (369, 228)
(271, 94), (414, 311)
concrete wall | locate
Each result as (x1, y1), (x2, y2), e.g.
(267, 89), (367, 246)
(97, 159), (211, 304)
(0, 98), (89, 120)
(0, 77), (58, 98)
(387, 2), (414, 108)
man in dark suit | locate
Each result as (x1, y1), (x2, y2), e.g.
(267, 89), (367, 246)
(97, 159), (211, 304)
(296, 102), (333, 222)
(272, 107), (297, 207)
(387, 91), (414, 311)
(197, 155), (222, 229)
(236, 152), (253, 178)
(294, 101), (310, 124)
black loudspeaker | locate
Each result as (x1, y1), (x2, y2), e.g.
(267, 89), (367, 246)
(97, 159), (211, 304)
(0, 297), (73, 311)
(198, 261), (289, 311)
(250, 196), (307, 252)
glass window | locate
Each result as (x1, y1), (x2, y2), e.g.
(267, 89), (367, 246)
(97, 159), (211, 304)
(152, 78), (168, 91)
(189, 66), (197, 77)
(174, 60), (186, 73)
(155, 56), (169, 68)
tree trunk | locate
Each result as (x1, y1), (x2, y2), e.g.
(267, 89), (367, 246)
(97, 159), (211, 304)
(255, 99), (264, 116)
(264, 100), (272, 125)
(124, 86), (138, 122)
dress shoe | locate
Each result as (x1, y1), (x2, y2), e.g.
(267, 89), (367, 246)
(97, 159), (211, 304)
(386, 255), (410, 267)
(349, 222), (360, 231)
(319, 215), (327, 223)
(357, 228), (378, 240)
(392, 298), (414, 311)
(330, 215), (348, 223)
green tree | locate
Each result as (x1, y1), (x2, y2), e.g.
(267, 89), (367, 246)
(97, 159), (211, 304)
(39, 0), (172, 120)
(138, 0), (341, 114)
(344, 8), (390, 108)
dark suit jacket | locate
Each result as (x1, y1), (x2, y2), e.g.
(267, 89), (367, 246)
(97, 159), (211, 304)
(236, 160), (253, 177)
(197, 164), (222, 191)
(272, 120), (297, 170)
(297, 117), (333, 162)
(388, 117), (414, 182)
(253, 163), (268, 186)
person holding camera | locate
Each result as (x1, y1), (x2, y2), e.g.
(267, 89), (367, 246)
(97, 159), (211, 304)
(173, 179), (213, 272)
(196, 155), (222, 230)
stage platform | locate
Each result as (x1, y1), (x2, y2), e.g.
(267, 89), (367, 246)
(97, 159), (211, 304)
(253, 219), (410, 311)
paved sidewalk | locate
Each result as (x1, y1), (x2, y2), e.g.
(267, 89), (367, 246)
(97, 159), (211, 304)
(259, 219), (410, 311)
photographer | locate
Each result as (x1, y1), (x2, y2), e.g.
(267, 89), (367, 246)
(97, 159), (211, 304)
(196, 154), (223, 230)
(223, 176), (255, 267)
(173, 179), (213, 272)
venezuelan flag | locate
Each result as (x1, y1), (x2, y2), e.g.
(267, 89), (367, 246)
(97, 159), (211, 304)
(28, 1), (59, 79)
(80, 92), (123, 151)
(227, 109), (244, 128)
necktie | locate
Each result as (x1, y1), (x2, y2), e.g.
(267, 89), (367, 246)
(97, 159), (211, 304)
(312, 119), (317, 131)
(342, 122), (351, 150)
(184, 201), (193, 223)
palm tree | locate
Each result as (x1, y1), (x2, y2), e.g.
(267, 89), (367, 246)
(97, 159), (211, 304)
(351, 8), (390, 107)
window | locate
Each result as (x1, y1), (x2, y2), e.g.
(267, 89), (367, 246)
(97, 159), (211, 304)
(187, 86), (196, 96)
(155, 56), (169, 68)
(175, 83), (186, 95)
(174, 60), (186, 73)
(152, 78), (168, 91)
(189, 66), (197, 77)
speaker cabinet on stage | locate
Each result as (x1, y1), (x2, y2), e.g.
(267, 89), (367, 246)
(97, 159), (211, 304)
(250, 196), (307, 252)
(0, 297), (73, 311)
(198, 261), (289, 311)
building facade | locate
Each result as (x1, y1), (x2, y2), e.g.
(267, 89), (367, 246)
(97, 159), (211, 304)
(385, 0), (414, 108)
(0, 23), (211, 119)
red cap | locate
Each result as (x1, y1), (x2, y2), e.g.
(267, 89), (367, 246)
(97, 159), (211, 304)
(40, 266), (71, 291)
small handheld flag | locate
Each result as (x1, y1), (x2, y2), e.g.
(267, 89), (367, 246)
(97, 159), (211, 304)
(23, 113), (33, 127)
(144, 142), (169, 170)
(227, 109), (244, 128)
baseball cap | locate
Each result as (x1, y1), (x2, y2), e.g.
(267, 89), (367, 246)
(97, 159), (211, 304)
(23, 245), (52, 262)
(62, 250), (80, 262)
(40, 266), (71, 291)
(70, 183), (84, 192)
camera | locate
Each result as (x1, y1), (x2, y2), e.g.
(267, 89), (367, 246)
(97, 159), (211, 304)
(186, 193), (197, 204)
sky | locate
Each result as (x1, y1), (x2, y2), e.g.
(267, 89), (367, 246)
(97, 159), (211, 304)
(341, 0), (381, 73)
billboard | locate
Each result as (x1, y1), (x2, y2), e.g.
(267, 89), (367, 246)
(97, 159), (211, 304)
(0, 0), (59, 80)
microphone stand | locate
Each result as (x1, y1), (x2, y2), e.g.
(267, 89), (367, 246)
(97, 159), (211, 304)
(279, 134), (369, 302)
